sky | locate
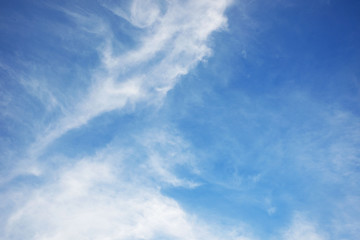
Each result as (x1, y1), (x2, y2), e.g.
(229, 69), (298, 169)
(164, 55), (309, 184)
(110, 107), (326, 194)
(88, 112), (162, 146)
(0, 0), (360, 239)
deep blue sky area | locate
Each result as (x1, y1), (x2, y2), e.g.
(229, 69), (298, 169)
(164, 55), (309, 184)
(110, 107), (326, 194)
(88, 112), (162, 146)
(0, 1), (359, 240)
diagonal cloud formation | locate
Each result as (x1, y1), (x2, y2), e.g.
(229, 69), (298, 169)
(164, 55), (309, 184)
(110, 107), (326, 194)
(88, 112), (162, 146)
(0, 1), (261, 239)
(31, 0), (232, 158)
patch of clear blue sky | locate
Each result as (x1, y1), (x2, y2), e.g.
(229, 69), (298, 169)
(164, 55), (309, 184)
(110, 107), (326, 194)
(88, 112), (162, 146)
(0, 0), (360, 239)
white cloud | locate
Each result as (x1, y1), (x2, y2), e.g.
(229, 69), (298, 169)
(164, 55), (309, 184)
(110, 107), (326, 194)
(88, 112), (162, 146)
(102, 0), (162, 29)
(282, 214), (326, 240)
(3, 160), (195, 239)
(2, 150), (251, 240)
(25, 0), (232, 160)
(0, 124), (260, 239)
(129, 0), (162, 28)
(0, 1), (256, 239)
(137, 129), (201, 188)
(0, 0), (232, 183)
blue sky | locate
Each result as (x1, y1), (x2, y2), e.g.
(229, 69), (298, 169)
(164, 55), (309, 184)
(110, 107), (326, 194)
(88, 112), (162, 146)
(0, 0), (360, 239)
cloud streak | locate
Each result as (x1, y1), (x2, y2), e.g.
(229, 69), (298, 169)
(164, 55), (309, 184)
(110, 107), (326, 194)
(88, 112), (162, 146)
(29, 0), (232, 159)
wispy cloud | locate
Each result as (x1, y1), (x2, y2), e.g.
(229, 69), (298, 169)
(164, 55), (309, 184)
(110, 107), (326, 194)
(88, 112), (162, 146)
(281, 213), (326, 240)
(2, 0), (359, 239)
(3, 160), (218, 239)
(27, 0), (232, 159)
(2, 129), (254, 240)
(0, 1), (243, 238)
